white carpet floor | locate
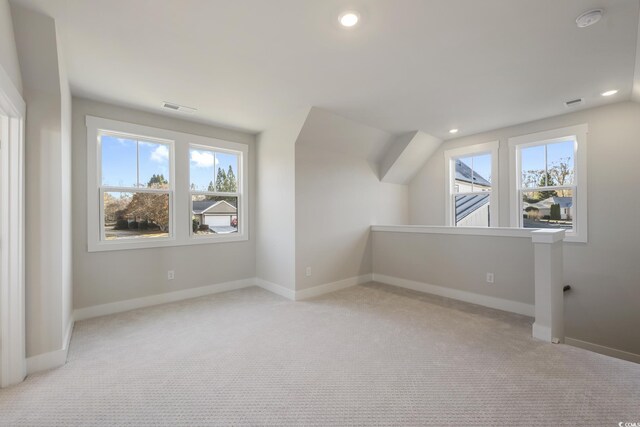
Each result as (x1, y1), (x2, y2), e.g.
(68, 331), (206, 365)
(1, 282), (639, 426)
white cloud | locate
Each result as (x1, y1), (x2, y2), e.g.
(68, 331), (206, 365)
(150, 144), (169, 163)
(190, 150), (217, 168)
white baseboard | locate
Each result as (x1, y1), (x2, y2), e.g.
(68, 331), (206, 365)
(255, 274), (373, 301)
(73, 278), (255, 321)
(295, 274), (372, 300)
(26, 317), (75, 375)
(372, 273), (534, 317)
(255, 278), (296, 300)
(532, 322), (552, 342)
(565, 337), (640, 364)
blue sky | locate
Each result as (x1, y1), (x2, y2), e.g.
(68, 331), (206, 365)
(459, 153), (492, 186)
(189, 148), (238, 191)
(101, 135), (239, 191)
(101, 135), (169, 187)
(521, 140), (574, 186)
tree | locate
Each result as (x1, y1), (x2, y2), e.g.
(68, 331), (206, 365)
(537, 172), (557, 201)
(127, 193), (170, 231)
(226, 165), (237, 192)
(104, 192), (131, 222)
(548, 157), (573, 197)
(123, 174), (170, 232)
(215, 168), (227, 192)
(147, 174), (168, 188)
(208, 181), (215, 192)
(550, 203), (561, 221)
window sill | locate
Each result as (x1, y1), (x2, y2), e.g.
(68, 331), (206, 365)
(88, 233), (248, 252)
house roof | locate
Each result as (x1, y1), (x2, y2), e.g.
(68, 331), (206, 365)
(530, 196), (573, 209)
(455, 160), (491, 187)
(455, 193), (490, 224)
(192, 200), (237, 215)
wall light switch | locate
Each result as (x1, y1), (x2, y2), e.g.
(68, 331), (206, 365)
(486, 273), (494, 283)
(305, 267), (312, 277)
(168, 270), (175, 280)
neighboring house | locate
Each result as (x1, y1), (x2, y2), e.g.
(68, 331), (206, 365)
(455, 159), (491, 226)
(192, 199), (238, 233)
(524, 196), (573, 220)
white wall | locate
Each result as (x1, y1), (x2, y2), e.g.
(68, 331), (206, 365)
(255, 109), (308, 290)
(0, 0), (22, 95)
(11, 4), (72, 358)
(295, 144), (408, 289)
(72, 97), (256, 309)
(408, 101), (640, 356)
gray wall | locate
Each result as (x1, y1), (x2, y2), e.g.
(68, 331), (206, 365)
(255, 109), (308, 290)
(295, 144), (408, 290)
(72, 97), (256, 309)
(373, 232), (534, 305)
(0, 0), (22, 95)
(408, 101), (640, 356)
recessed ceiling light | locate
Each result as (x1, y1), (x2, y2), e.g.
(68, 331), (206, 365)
(449, 129), (459, 134)
(601, 89), (618, 97)
(339, 11), (360, 27)
(576, 9), (603, 28)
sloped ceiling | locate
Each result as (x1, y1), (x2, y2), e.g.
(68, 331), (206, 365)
(295, 107), (395, 166)
(9, 0), (640, 139)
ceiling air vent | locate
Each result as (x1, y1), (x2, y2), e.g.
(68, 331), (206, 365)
(162, 102), (197, 114)
(564, 98), (584, 108)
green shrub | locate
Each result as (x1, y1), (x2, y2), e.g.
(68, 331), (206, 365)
(129, 221), (139, 230)
(138, 220), (149, 230)
(115, 219), (129, 230)
(192, 218), (199, 232)
(550, 204), (561, 220)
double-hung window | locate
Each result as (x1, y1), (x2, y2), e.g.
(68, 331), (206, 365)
(509, 124), (587, 242)
(189, 146), (242, 237)
(444, 141), (499, 227)
(87, 116), (248, 251)
(99, 132), (174, 242)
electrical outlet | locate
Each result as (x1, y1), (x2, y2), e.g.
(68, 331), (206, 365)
(486, 272), (494, 283)
(305, 267), (312, 277)
(168, 270), (175, 280)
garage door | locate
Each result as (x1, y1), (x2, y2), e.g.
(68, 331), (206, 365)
(204, 215), (231, 226)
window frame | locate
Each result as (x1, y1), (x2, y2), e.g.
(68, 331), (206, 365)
(444, 141), (500, 227)
(508, 124), (588, 243)
(188, 144), (243, 240)
(86, 116), (249, 252)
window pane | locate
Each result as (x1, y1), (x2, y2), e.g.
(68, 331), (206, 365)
(192, 195), (238, 235)
(455, 193), (490, 227)
(547, 140), (574, 186)
(522, 189), (573, 230)
(104, 191), (170, 240)
(521, 145), (546, 188)
(189, 148), (216, 191)
(101, 135), (137, 187)
(472, 153), (491, 190)
(454, 157), (474, 193)
(138, 141), (170, 188)
(454, 155), (491, 193)
(214, 152), (239, 193)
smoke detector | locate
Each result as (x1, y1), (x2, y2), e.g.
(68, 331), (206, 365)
(162, 102), (197, 114)
(576, 9), (603, 28)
